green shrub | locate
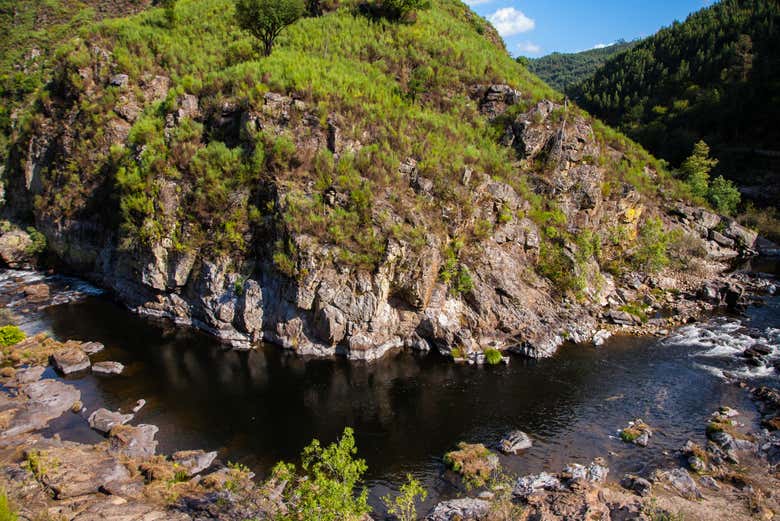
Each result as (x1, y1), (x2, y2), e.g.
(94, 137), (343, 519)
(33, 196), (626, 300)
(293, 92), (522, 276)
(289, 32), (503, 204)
(25, 228), (47, 256)
(271, 427), (370, 521)
(707, 175), (741, 215)
(381, 474), (427, 521)
(0, 325), (25, 348)
(631, 217), (673, 273)
(484, 348), (502, 365)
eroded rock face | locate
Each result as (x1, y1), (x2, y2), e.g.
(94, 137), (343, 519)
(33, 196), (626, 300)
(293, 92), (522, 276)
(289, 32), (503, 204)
(6, 79), (764, 363)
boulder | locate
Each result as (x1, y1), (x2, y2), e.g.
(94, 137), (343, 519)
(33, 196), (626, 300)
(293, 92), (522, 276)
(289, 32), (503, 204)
(620, 474), (652, 497)
(89, 408), (133, 433)
(592, 329), (611, 346)
(661, 468), (702, 500)
(563, 461), (609, 483)
(607, 310), (641, 326)
(172, 449), (218, 476)
(108, 424), (159, 460)
(513, 472), (563, 498)
(92, 361), (125, 375)
(109, 73), (129, 87)
(50, 347), (91, 375)
(426, 498), (491, 521)
(499, 430), (533, 454)
(0, 229), (35, 268)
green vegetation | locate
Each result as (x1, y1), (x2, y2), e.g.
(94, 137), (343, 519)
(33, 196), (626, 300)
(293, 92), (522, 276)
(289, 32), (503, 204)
(376, 0), (431, 21)
(1, 0), (700, 299)
(381, 474), (427, 521)
(235, 0), (305, 56)
(572, 0), (780, 215)
(161, 0), (178, 27)
(443, 442), (495, 488)
(0, 489), (17, 521)
(526, 40), (637, 92)
(25, 227), (47, 256)
(484, 348), (503, 365)
(0, 325), (25, 348)
(678, 140), (741, 215)
(272, 427), (370, 521)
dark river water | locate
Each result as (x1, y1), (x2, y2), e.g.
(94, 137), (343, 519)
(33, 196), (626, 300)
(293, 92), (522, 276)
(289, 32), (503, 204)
(3, 265), (779, 514)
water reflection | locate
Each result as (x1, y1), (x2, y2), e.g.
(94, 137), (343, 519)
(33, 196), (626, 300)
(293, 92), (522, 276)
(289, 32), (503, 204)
(36, 293), (774, 511)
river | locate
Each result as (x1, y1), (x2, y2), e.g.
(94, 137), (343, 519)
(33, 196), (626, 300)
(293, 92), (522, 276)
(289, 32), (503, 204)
(2, 266), (778, 513)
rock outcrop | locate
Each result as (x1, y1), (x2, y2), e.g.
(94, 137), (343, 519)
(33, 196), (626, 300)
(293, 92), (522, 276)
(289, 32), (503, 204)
(1, 70), (770, 362)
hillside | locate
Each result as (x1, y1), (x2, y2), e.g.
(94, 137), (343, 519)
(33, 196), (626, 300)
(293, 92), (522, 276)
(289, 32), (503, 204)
(526, 40), (637, 92)
(0, 0), (760, 361)
(571, 0), (780, 212)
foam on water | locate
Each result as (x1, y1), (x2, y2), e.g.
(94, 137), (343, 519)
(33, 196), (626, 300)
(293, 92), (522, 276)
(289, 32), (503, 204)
(665, 313), (779, 382)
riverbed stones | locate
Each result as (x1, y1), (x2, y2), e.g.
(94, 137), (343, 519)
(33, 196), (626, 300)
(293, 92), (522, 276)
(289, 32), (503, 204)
(132, 399), (146, 413)
(607, 310), (642, 326)
(26, 441), (132, 499)
(50, 346), (90, 375)
(426, 498), (491, 521)
(499, 430), (533, 454)
(88, 408), (133, 433)
(92, 361), (125, 375)
(108, 424), (158, 460)
(172, 449), (218, 476)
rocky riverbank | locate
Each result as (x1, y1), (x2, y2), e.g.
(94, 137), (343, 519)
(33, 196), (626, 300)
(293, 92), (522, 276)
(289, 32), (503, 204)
(2, 328), (780, 520)
(2, 266), (780, 521)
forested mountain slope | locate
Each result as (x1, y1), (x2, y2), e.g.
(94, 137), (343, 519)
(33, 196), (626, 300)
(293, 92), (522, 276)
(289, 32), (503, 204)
(571, 0), (780, 210)
(526, 40), (636, 92)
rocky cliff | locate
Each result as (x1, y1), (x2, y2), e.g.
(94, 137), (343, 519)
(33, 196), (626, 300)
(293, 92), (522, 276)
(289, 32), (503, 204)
(0, 0), (769, 361)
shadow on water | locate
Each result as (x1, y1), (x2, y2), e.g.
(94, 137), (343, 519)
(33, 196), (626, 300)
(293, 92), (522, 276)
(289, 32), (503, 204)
(31, 290), (779, 512)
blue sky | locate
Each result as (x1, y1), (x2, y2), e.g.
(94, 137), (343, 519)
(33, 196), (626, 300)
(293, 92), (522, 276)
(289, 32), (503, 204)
(465, 0), (717, 57)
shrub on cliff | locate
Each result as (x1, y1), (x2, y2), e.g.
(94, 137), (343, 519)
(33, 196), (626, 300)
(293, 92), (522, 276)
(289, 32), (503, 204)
(271, 427), (370, 521)
(376, 0), (431, 21)
(0, 325), (25, 348)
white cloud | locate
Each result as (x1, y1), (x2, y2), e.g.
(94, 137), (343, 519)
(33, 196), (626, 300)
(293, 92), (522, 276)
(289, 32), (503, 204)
(593, 43), (609, 49)
(517, 41), (542, 54)
(464, 0), (492, 5)
(487, 7), (535, 37)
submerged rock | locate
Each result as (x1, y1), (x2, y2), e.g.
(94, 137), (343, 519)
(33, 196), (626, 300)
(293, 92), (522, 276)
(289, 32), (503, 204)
(499, 430), (533, 454)
(88, 408), (133, 433)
